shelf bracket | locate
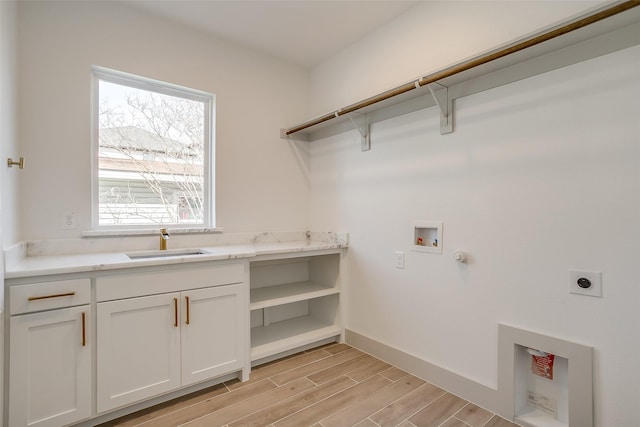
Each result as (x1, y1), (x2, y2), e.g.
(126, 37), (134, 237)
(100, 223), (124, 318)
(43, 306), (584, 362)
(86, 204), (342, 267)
(345, 112), (370, 151)
(427, 83), (453, 135)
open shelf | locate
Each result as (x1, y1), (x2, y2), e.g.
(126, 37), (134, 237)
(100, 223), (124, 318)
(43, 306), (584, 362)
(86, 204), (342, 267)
(250, 315), (342, 361)
(250, 281), (339, 310)
(249, 251), (343, 363)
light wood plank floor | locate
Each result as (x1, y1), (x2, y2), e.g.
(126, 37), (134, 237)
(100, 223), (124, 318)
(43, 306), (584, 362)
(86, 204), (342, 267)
(100, 343), (519, 427)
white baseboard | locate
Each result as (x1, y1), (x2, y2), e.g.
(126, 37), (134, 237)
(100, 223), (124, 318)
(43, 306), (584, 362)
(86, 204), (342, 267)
(345, 329), (503, 418)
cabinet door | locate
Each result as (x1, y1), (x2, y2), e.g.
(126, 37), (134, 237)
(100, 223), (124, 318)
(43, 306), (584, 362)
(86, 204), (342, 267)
(9, 305), (91, 427)
(181, 284), (245, 386)
(97, 293), (181, 413)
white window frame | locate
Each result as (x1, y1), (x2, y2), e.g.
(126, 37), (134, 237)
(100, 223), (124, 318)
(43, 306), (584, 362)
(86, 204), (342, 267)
(91, 66), (215, 230)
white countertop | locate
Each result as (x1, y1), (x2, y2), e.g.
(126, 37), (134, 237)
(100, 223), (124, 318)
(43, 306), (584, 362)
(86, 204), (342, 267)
(4, 240), (346, 279)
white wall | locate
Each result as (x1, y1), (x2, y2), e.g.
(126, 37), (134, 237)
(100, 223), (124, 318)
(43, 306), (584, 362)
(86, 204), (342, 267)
(1, 0), (19, 247)
(0, 0), (18, 419)
(11, 1), (640, 424)
(310, 1), (602, 115)
(17, 1), (311, 240)
(309, 2), (639, 426)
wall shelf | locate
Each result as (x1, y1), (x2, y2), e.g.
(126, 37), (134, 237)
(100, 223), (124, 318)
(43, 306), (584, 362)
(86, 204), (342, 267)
(281, 2), (640, 144)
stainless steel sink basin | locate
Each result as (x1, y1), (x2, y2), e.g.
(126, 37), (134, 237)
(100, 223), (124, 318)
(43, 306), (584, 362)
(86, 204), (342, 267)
(126, 248), (210, 259)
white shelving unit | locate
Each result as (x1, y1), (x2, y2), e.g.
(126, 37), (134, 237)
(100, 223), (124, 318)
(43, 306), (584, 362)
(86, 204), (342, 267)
(249, 250), (343, 363)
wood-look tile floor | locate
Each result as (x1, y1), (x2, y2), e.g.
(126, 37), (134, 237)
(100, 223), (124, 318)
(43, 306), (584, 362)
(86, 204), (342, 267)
(100, 343), (519, 427)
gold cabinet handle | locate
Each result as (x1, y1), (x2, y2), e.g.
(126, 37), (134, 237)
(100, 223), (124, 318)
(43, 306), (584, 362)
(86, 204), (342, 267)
(173, 298), (178, 327)
(28, 292), (75, 301)
(81, 312), (86, 347)
(185, 296), (190, 325)
(7, 157), (24, 169)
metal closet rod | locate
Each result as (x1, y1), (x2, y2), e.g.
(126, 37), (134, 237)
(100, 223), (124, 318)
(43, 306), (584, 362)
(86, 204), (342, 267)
(284, 0), (640, 137)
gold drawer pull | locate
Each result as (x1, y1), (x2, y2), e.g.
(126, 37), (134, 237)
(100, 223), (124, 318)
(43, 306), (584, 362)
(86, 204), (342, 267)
(81, 312), (86, 347)
(185, 296), (190, 325)
(173, 298), (179, 327)
(28, 292), (75, 301)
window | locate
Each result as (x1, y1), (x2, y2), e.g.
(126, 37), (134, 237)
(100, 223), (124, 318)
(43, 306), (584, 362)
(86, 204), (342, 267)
(92, 67), (214, 229)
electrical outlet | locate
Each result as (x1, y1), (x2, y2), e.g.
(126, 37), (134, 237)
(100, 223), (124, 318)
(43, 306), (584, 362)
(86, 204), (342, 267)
(63, 211), (76, 229)
(395, 251), (405, 269)
(569, 269), (602, 297)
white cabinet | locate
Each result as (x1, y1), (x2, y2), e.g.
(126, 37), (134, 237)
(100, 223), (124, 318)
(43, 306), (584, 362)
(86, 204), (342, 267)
(4, 246), (343, 424)
(181, 284), (245, 386)
(8, 279), (92, 427)
(249, 251), (343, 363)
(96, 292), (181, 413)
(96, 263), (247, 413)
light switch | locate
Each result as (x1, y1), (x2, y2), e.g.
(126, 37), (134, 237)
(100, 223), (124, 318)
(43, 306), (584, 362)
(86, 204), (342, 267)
(395, 251), (405, 269)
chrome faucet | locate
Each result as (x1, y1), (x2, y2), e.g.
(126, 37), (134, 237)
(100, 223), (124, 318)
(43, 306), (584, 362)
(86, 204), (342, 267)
(160, 228), (170, 250)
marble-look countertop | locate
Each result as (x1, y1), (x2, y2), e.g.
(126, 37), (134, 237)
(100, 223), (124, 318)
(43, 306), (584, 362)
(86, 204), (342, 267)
(5, 239), (347, 279)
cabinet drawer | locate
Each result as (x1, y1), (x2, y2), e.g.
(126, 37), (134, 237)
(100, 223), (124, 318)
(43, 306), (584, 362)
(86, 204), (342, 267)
(10, 278), (91, 315)
(96, 262), (245, 301)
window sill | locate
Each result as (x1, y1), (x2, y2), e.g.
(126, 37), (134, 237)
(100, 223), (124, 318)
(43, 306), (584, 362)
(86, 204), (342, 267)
(82, 227), (224, 238)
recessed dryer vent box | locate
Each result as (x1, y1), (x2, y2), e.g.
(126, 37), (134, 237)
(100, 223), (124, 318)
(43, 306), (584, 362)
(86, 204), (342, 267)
(498, 324), (593, 427)
(412, 221), (442, 254)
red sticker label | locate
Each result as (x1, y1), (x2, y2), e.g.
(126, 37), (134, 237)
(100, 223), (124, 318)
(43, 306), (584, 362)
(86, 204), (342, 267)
(531, 354), (555, 380)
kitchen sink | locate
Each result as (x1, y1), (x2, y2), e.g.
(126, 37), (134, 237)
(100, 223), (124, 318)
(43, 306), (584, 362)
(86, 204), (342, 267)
(126, 248), (210, 259)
